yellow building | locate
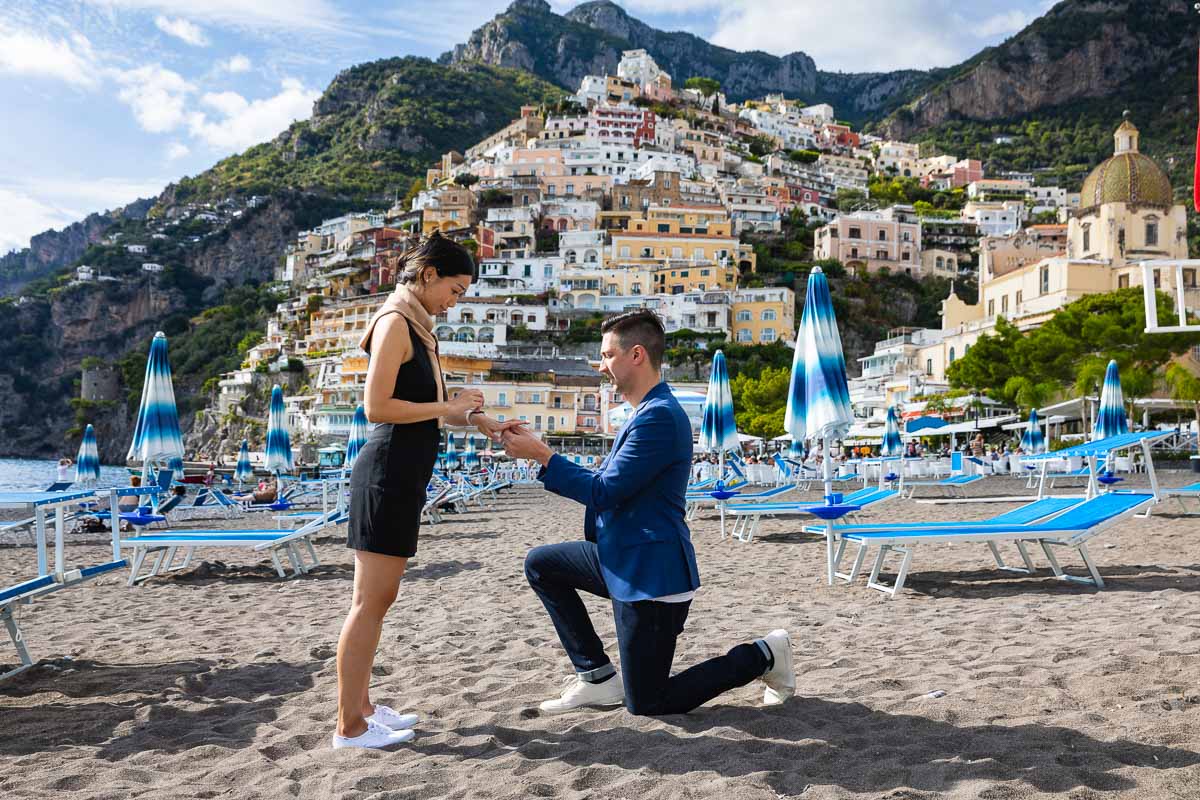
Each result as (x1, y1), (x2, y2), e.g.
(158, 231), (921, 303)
(422, 187), (478, 235)
(730, 288), (796, 344)
(919, 119), (1200, 381)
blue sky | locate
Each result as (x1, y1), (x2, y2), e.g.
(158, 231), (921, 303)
(0, 0), (1054, 254)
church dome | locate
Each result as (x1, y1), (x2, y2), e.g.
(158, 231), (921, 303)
(1078, 119), (1173, 211)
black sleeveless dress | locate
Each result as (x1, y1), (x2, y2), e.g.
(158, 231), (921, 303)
(347, 316), (441, 558)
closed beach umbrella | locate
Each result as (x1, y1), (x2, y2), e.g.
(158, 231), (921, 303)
(346, 405), (369, 469)
(880, 406), (904, 457)
(788, 437), (806, 459)
(75, 424), (101, 485)
(700, 350), (739, 457)
(786, 267), (854, 501)
(1020, 409), (1046, 454)
(1093, 360), (1129, 440)
(444, 432), (459, 469)
(265, 384), (293, 475)
(126, 331), (185, 472)
(700, 350), (740, 537)
(787, 267), (854, 585)
(464, 435), (479, 469)
(234, 439), (254, 485)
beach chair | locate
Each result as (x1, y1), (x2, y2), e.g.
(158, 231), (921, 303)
(900, 473), (985, 499)
(724, 486), (899, 543)
(1, 489), (122, 680)
(684, 483), (798, 521)
(1159, 481), (1200, 515)
(116, 507), (341, 585)
(818, 496), (1082, 586)
(834, 492), (1153, 597)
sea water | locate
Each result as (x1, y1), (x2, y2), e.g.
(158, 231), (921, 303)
(0, 458), (132, 492)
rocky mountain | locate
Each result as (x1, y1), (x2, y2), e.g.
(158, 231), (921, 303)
(0, 198), (154, 297)
(878, 0), (1195, 142)
(443, 0), (934, 120)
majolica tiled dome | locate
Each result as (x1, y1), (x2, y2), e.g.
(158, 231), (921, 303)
(1079, 120), (1173, 211)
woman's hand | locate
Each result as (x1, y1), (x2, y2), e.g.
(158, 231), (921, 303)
(447, 389), (484, 418)
(474, 415), (526, 443)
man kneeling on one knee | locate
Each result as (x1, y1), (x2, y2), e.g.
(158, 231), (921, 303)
(501, 309), (794, 716)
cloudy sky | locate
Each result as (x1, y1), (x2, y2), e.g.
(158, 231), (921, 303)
(0, 0), (1054, 254)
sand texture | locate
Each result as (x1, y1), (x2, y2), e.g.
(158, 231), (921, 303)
(2, 477), (1200, 799)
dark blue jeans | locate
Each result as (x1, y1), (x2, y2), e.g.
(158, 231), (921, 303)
(524, 541), (768, 716)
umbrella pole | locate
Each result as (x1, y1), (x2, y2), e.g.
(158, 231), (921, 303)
(823, 437), (836, 586)
(718, 450), (726, 540)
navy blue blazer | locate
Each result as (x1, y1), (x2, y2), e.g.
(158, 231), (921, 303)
(540, 381), (702, 602)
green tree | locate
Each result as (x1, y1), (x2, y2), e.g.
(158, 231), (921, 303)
(684, 76), (721, 97)
(1165, 364), (1200, 452)
(730, 365), (790, 438)
(454, 173), (480, 188)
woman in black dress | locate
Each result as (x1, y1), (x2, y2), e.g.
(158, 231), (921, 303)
(334, 233), (516, 750)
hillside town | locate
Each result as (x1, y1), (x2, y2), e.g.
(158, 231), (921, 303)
(150, 49), (1197, 449)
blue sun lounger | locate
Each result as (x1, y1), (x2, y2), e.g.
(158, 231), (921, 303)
(833, 492), (1152, 597)
(116, 507), (342, 585)
(900, 473), (984, 499)
(725, 486), (899, 543)
(816, 496), (1082, 584)
(1160, 481), (1200, 515)
(685, 483), (799, 521)
(1, 489), (123, 680)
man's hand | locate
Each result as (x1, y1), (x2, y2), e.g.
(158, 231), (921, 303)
(474, 415), (526, 444)
(502, 426), (554, 467)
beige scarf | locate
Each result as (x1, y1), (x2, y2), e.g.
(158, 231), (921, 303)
(359, 284), (446, 402)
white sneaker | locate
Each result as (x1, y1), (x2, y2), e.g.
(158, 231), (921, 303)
(538, 674), (625, 715)
(760, 629), (795, 706)
(367, 704), (418, 730)
(331, 719), (416, 750)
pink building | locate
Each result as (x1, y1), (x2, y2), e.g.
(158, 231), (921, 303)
(814, 211), (922, 275)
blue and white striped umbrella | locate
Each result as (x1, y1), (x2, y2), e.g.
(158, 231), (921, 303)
(234, 439), (254, 485)
(75, 424), (100, 485)
(346, 405), (369, 468)
(785, 267), (854, 446)
(880, 406), (904, 457)
(444, 432), (459, 469)
(699, 350), (739, 454)
(464, 435), (479, 468)
(126, 331), (185, 467)
(265, 384), (293, 474)
(1020, 409), (1046, 454)
(1093, 359), (1129, 440)
(788, 437), (806, 459)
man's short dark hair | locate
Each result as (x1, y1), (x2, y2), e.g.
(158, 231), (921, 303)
(601, 309), (666, 368)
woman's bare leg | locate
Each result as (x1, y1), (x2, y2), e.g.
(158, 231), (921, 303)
(336, 550), (407, 737)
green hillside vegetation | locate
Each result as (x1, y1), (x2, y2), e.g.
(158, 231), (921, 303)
(168, 58), (565, 206)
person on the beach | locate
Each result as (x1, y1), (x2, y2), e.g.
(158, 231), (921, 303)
(56, 457), (72, 482)
(333, 233), (520, 750)
(501, 309), (795, 717)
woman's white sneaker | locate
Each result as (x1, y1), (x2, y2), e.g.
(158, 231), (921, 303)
(332, 719), (416, 750)
(539, 674), (625, 714)
(367, 704), (418, 730)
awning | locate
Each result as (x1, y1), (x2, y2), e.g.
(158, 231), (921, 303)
(906, 415), (947, 433)
(916, 414), (1019, 436)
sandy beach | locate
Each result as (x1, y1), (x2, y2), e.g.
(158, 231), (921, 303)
(2, 477), (1200, 800)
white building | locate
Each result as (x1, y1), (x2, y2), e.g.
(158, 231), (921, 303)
(559, 229), (606, 266)
(575, 75), (607, 107)
(962, 200), (1027, 237)
(141, 262), (164, 272)
(616, 49), (663, 89)
(468, 256), (564, 298)
(125, 244), (147, 254)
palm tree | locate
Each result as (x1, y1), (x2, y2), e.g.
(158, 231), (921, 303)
(1165, 364), (1200, 453)
(1121, 366), (1158, 429)
(1074, 357), (1110, 432)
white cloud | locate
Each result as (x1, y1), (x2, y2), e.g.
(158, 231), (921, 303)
(0, 24), (100, 88)
(187, 78), (319, 151)
(82, 0), (348, 33)
(975, 10), (1032, 38)
(0, 177), (167, 254)
(154, 15), (209, 46)
(113, 64), (194, 133)
(166, 141), (191, 161)
(221, 53), (252, 73)
(704, 1), (1051, 72)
